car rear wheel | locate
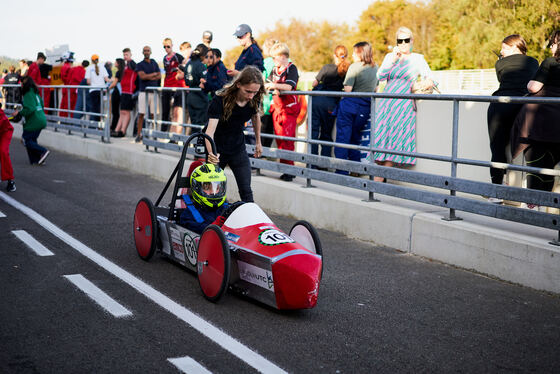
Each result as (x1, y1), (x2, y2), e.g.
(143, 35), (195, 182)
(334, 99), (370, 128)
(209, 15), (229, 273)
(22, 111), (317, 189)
(134, 198), (158, 261)
(197, 225), (230, 302)
(289, 220), (322, 256)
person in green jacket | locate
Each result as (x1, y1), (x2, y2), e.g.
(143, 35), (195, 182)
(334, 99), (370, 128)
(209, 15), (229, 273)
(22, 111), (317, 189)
(14, 77), (50, 165)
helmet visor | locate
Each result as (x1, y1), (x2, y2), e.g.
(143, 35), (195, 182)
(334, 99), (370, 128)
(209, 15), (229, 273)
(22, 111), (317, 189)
(197, 181), (226, 199)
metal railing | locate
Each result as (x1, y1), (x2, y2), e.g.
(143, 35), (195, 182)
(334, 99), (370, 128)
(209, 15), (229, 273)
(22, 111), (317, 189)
(139, 87), (560, 245)
(1, 84), (111, 142)
(3, 83), (558, 243)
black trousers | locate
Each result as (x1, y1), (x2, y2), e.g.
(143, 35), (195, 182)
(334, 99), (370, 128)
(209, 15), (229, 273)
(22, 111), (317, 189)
(161, 90), (173, 132)
(111, 89), (120, 131)
(311, 95), (338, 157)
(260, 114), (274, 148)
(219, 150), (254, 202)
(487, 102), (523, 184)
(524, 141), (560, 192)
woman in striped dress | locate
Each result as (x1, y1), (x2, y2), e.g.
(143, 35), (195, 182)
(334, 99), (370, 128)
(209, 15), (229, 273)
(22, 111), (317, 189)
(373, 27), (433, 181)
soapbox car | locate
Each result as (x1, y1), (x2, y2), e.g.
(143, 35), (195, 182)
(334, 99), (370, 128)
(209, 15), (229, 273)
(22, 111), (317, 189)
(133, 133), (323, 309)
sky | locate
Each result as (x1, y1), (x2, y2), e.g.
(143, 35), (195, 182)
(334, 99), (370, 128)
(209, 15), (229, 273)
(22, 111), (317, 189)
(2, 0), (374, 65)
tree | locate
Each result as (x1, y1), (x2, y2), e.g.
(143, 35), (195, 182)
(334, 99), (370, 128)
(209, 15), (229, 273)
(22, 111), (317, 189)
(353, 0), (436, 65)
(223, 19), (352, 72)
(429, 0), (560, 69)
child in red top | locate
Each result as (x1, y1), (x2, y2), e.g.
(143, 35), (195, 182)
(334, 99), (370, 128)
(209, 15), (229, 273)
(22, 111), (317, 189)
(265, 43), (300, 181)
(0, 108), (16, 192)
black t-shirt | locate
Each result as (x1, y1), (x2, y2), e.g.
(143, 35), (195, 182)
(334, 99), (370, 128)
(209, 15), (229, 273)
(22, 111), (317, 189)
(533, 57), (560, 88)
(493, 54), (539, 96)
(208, 95), (257, 154)
(315, 63), (345, 91)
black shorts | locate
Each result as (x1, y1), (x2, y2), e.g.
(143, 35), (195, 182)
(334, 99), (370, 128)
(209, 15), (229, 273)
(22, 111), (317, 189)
(173, 90), (186, 107)
(120, 93), (135, 111)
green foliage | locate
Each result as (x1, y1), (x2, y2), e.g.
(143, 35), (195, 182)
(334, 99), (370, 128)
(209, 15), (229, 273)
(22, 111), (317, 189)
(428, 0), (560, 69)
(224, 19), (352, 72)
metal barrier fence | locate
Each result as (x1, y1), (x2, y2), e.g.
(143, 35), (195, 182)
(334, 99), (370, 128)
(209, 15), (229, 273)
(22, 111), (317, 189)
(1, 84), (111, 142)
(140, 87), (560, 245)
(2, 83), (558, 243)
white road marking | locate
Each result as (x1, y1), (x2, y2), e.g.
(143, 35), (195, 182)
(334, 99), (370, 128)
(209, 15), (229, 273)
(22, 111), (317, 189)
(0, 191), (287, 374)
(12, 230), (54, 256)
(168, 356), (213, 374)
(64, 274), (132, 318)
(0, 210), (6, 217)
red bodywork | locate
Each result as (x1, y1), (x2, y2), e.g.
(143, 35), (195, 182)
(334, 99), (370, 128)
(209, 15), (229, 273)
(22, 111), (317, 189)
(221, 220), (322, 309)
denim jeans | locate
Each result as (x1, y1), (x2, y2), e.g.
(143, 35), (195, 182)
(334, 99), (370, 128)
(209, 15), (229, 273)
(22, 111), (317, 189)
(22, 130), (47, 164)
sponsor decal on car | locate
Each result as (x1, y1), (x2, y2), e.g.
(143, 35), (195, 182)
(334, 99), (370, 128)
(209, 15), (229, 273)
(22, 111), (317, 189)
(183, 232), (198, 266)
(237, 261), (274, 291)
(258, 229), (295, 246)
(224, 231), (240, 243)
(168, 227), (185, 262)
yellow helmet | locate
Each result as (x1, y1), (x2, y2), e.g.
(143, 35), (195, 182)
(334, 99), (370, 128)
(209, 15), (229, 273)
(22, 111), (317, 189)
(190, 164), (227, 209)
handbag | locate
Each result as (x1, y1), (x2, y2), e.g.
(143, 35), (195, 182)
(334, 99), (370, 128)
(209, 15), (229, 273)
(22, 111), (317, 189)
(411, 76), (439, 94)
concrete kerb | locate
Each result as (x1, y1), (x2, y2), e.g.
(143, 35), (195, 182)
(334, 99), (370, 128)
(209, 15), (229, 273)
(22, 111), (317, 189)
(11, 123), (560, 294)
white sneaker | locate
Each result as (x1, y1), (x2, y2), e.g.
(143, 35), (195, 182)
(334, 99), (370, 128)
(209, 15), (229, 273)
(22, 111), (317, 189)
(488, 197), (503, 204)
(38, 150), (50, 165)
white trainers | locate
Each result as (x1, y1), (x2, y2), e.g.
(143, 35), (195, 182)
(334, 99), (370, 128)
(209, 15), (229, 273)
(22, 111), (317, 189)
(38, 150), (50, 165)
(488, 197), (503, 204)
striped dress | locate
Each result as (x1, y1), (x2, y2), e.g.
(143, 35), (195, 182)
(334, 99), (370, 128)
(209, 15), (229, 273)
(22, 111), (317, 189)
(373, 53), (432, 165)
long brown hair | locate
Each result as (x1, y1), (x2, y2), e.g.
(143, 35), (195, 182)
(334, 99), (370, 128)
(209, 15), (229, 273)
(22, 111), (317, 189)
(334, 45), (350, 77)
(217, 66), (265, 121)
(549, 29), (560, 60)
(353, 41), (374, 66)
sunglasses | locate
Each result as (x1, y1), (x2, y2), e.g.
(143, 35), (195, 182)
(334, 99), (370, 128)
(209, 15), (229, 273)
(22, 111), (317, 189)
(163, 45), (172, 49)
(397, 38), (411, 44)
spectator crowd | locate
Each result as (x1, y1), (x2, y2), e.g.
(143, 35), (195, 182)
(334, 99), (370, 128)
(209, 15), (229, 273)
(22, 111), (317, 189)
(1, 25), (559, 203)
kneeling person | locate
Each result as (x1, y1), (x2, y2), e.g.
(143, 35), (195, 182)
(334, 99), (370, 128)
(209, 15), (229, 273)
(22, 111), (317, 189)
(180, 164), (229, 234)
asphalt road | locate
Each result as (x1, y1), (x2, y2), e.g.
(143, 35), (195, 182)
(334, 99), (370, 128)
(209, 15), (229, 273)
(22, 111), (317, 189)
(1, 143), (559, 374)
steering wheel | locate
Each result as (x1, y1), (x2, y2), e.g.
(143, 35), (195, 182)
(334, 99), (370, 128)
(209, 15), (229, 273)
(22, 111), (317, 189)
(221, 201), (245, 220)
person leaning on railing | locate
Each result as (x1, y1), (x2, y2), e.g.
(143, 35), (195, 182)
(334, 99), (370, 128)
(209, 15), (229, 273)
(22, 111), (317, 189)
(486, 34), (538, 197)
(511, 29), (560, 203)
(311, 45), (350, 160)
(334, 41), (378, 175)
(265, 42), (300, 182)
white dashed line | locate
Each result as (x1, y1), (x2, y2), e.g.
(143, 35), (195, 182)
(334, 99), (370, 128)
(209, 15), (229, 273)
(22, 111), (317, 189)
(64, 274), (133, 318)
(0, 192), (287, 374)
(168, 356), (213, 374)
(12, 230), (54, 256)
(0, 210), (5, 218)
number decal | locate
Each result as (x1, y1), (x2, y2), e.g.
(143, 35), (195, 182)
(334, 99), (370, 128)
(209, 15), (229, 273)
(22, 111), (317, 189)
(258, 229), (295, 246)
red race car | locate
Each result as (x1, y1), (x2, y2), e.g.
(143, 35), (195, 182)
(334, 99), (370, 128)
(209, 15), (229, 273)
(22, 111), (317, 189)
(133, 133), (323, 309)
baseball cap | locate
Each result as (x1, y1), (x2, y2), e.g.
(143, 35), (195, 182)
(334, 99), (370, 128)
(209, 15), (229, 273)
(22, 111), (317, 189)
(91, 54), (99, 61)
(233, 24), (252, 38)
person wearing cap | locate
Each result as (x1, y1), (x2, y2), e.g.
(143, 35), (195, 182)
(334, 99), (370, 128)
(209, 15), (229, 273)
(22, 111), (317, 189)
(202, 31), (213, 48)
(59, 52), (75, 118)
(228, 24), (264, 78)
(85, 54), (110, 121)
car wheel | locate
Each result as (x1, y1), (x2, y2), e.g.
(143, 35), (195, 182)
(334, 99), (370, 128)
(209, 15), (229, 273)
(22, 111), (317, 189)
(197, 225), (230, 302)
(289, 220), (322, 256)
(133, 197), (158, 261)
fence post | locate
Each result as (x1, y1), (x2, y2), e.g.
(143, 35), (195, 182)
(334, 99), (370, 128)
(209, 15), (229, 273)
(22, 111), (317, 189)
(443, 99), (462, 221)
(182, 90), (186, 135)
(305, 95), (314, 188)
(102, 89), (111, 143)
(366, 95), (379, 202)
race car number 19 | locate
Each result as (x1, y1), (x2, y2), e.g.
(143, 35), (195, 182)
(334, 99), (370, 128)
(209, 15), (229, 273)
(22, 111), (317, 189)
(258, 229), (295, 246)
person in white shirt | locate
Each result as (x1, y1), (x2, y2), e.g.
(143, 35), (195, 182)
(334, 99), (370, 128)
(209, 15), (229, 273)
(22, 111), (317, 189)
(85, 54), (110, 121)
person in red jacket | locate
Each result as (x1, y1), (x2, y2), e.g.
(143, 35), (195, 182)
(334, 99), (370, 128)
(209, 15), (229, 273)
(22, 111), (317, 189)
(112, 48), (137, 137)
(68, 59), (86, 118)
(28, 52), (51, 114)
(0, 108), (16, 192)
(59, 52), (74, 118)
